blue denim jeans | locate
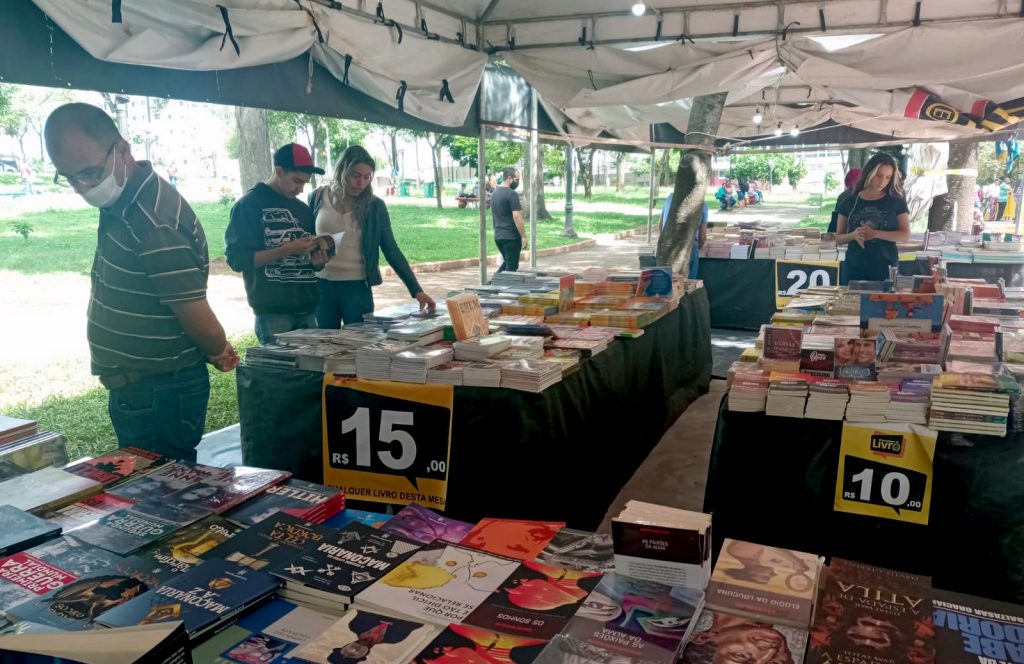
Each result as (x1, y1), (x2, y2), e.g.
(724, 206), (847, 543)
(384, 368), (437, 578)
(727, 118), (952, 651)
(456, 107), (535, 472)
(254, 312), (317, 345)
(316, 279), (375, 328)
(107, 363), (210, 462)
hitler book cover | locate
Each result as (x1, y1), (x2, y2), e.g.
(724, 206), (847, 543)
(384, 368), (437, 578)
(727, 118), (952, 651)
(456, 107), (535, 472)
(807, 559), (935, 664)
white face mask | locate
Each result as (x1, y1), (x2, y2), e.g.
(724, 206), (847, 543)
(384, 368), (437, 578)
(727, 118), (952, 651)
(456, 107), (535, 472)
(81, 150), (127, 208)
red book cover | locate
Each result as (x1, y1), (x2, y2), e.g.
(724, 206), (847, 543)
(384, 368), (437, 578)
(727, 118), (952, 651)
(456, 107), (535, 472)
(460, 518), (565, 561)
(764, 326), (804, 361)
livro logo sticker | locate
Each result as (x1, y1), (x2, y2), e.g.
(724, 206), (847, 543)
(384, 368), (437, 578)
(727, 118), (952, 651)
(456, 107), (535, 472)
(870, 434), (905, 457)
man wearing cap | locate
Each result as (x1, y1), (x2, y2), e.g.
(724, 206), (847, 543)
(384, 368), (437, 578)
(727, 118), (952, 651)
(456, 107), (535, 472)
(226, 144), (329, 344)
(43, 102), (238, 463)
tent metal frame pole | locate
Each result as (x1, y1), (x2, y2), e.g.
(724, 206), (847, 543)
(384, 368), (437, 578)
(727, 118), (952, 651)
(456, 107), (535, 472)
(478, 92), (489, 285)
(647, 144), (657, 244)
(530, 85), (539, 269)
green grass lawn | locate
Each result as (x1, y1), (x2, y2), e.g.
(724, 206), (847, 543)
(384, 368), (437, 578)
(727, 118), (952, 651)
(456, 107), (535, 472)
(1, 200), (646, 275)
(4, 332), (260, 460)
(796, 200), (837, 230)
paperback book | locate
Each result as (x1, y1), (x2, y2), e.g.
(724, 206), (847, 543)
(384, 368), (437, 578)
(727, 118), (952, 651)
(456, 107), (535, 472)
(933, 588), (1024, 664)
(8, 567), (153, 631)
(95, 559), (281, 641)
(704, 538), (821, 628)
(71, 502), (208, 556)
(533, 573), (705, 664)
(355, 541), (521, 626)
(189, 597), (338, 664)
(223, 478), (345, 526)
(680, 609), (809, 664)
(134, 514), (244, 575)
(42, 492), (135, 533)
(612, 501), (712, 591)
(463, 559), (604, 639)
(536, 527), (615, 573)
(204, 512), (330, 572)
(0, 467), (101, 515)
(459, 518), (565, 561)
(0, 505), (61, 556)
(289, 607), (438, 664)
(411, 623), (547, 663)
(270, 522), (421, 606)
(62, 447), (170, 487)
(378, 502), (475, 544)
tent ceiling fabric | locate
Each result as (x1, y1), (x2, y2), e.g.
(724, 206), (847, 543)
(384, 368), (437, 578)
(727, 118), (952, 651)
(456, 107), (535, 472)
(21, 0), (1024, 148)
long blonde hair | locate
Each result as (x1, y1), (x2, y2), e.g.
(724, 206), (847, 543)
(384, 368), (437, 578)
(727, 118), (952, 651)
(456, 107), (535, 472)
(331, 145), (376, 224)
(855, 153), (905, 198)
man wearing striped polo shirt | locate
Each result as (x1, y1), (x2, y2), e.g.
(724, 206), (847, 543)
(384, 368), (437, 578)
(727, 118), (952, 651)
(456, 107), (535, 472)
(44, 103), (238, 462)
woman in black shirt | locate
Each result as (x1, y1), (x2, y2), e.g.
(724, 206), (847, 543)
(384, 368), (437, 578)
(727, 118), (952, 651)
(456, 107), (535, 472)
(836, 153), (910, 283)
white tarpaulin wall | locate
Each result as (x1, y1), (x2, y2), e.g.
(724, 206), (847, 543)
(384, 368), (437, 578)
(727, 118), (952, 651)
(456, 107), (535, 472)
(26, 0), (1024, 146)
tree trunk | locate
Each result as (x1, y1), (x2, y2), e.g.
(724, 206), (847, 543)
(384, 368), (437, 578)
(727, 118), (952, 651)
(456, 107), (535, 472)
(234, 106), (271, 192)
(561, 144), (577, 238)
(847, 148), (869, 170)
(577, 147), (595, 199)
(430, 139), (444, 209)
(656, 92), (728, 273)
(522, 143), (552, 221)
(615, 154), (625, 192)
(928, 141), (978, 232)
(658, 149), (673, 187)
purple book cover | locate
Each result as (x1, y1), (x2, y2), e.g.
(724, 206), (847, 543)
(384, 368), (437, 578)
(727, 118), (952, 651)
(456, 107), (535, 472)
(379, 503), (474, 544)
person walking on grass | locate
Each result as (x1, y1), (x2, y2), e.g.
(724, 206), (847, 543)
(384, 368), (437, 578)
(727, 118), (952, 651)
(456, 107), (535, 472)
(44, 103), (238, 462)
(491, 166), (528, 274)
(225, 144), (329, 344)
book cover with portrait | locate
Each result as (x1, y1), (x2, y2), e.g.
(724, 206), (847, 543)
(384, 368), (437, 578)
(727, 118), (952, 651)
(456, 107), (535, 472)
(681, 610), (809, 664)
(705, 538), (821, 628)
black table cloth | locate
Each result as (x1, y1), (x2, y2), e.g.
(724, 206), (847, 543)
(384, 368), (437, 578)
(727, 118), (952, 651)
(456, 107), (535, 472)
(237, 289), (713, 530)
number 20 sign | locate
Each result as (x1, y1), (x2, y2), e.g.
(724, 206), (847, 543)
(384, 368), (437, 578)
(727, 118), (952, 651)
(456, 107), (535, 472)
(774, 260), (840, 308)
(834, 422), (936, 526)
(322, 376), (454, 508)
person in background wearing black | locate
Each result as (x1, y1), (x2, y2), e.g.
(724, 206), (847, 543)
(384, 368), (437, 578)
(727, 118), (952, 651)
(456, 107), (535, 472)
(827, 168), (861, 233)
(308, 145), (435, 327)
(491, 166), (528, 274)
(225, 144), (328, 344)
(836, 154), (910, 283)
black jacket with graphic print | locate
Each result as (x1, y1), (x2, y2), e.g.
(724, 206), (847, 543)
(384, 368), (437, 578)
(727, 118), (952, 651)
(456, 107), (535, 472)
(225, 183), (319, 314)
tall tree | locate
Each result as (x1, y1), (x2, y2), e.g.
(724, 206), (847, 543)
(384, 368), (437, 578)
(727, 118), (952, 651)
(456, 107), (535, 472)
(561, 144), (578, 238)
(420, 131), (451, 209)
(847, 148), (869, 170)
(657, 92), (728, 272)
(576, 147), (596, 199)
(928, 141), (979, 232)
(235, 106), (271, 192)
(658, 149), (673, 187)
(522, 142), (552, 221)
(613, 151), (626, 192)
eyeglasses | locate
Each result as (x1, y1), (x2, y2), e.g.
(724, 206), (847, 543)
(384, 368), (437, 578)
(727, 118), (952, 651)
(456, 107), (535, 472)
(53, 143), (116, 188)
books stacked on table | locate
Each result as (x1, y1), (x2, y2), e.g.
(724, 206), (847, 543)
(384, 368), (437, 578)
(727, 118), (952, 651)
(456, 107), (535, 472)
(332, 325), (388, 348)
(0, 505), (62, 557)
(611, 501), (712, 592)
(928, 373), (1016, 435)
(390, 342), (455, 383)
(274, 328), (343, 346)
(542, 348), (582, 377)
(387, 319), (447, 344)
(728, 374), (770, 412)
(886, 380), (931, 424)
(0, 466), (102, 515)
(0, 416), (37, 447)
(493, 335), (546, 361)
(452, 334), (512, 361)
(355, 339), (420, 380)
(845, 381), (891, 421)
(0, 429), (69, 474)
(245, 344), (305, 370)
(499, 359), (564, 393)
(765, 377), (809, 418)
(804, 380), (849, 420)
(463, 362), (503, 387)
(426, 360), (470, 385)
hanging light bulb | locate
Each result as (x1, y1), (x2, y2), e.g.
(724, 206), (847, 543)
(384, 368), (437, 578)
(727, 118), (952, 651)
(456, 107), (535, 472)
(631, 2), (646, 16)
(752, 108), (763, 125)
(790, 126), (800, 137)
(774, 123), (783, 137)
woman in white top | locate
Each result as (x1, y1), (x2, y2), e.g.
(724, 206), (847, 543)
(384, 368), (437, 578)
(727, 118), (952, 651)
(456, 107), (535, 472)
(309, 146), (435, 327)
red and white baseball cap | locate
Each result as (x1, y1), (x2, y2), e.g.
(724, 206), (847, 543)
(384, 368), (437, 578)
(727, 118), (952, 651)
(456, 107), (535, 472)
(273, 143), (325, 175)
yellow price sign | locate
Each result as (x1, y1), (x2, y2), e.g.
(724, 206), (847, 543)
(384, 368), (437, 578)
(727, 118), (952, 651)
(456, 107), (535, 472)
(834, 422), (936, 526)
(322, 376), (454, 509)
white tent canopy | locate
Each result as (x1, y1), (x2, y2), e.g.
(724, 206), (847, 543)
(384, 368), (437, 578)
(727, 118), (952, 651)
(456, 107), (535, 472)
(25, 0), (1024, 146)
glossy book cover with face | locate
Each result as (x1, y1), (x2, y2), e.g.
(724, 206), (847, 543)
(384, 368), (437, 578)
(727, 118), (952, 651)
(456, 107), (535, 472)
(706, 538), (820, 628)
(681, 610), (808, 664)
(551, 572), (704, 663)
(807, 561), (934, 664)
(463, 560), (603, 640)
